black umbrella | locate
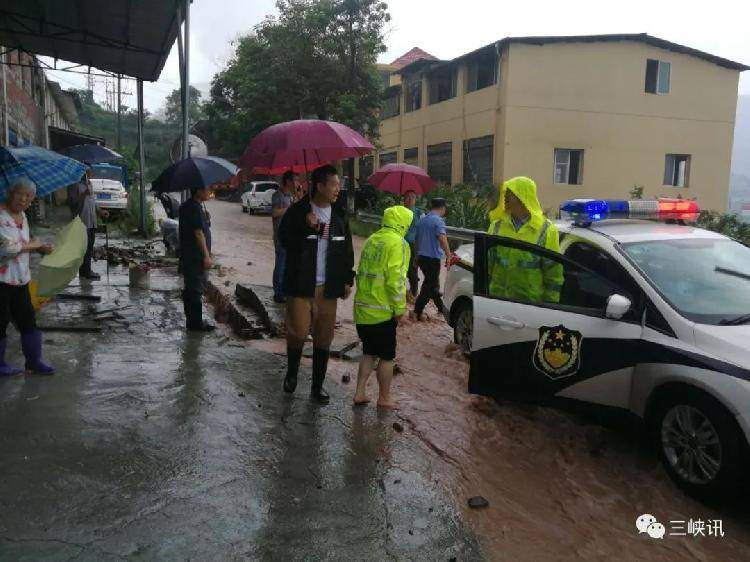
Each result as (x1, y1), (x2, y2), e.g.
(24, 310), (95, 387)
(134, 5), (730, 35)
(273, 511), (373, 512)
(59, 143), (122, 164)
(151, 156), (238, 194)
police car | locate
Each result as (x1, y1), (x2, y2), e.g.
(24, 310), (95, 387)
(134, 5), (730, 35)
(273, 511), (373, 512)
(444, 198), (750, 497)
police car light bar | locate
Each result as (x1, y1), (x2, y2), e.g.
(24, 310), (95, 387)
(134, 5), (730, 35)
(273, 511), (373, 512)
(560, 198), (699, 226)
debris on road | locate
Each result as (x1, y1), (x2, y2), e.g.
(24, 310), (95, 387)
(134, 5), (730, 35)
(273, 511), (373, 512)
(392, 422), (404, 433)
(341, 374), (351, 384)
(467, 496), (489, 509)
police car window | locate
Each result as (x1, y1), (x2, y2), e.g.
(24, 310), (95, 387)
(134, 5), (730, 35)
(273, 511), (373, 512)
(564, 242), (641, 308)
(622, 238), (750, 325)
(485, 241), (620, 313)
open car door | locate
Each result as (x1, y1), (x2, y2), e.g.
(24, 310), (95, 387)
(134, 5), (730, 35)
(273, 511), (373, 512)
(469, 233), (643, 408)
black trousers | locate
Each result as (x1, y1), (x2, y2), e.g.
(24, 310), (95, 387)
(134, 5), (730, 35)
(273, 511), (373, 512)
(79, 227), (96, 275)
(0, 283), (37, 338)
(414, 256), (444, 316)
(182, 265), (207, 329)
(407, 242), (419, 297)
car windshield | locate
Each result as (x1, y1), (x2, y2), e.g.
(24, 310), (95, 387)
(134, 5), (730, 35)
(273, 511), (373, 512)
(254, 183), (277, 193)
(622, 238), (750, 325)
(90, 167), (123, 182)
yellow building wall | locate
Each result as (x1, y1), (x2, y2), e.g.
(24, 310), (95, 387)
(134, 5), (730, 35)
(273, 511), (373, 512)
(376, 40), (740, 212)
(502, 41), (740, 212)
(377, 50), (507, 185)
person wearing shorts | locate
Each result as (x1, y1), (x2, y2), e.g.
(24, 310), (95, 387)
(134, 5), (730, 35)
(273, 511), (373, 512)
(352, 205), (413, 409)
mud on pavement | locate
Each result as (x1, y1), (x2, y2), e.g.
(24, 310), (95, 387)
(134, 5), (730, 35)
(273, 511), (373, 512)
(209, 200), (750, 561)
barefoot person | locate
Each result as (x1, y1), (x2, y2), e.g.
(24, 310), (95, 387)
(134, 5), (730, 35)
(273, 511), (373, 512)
(352, 205), (413, 408)
(280, 165), (355, 404)
(0, 179), (55, 376)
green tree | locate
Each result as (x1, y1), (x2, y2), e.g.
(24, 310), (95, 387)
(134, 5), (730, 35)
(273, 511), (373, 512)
(164, 85), (205, 126)
(204, 0), (390, 157)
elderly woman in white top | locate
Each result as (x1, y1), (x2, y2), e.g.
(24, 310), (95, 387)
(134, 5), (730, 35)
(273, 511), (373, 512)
(0, 178), (55, 376)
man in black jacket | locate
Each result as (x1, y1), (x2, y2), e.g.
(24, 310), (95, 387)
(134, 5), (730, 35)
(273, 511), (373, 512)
(278, 164), (355, 404)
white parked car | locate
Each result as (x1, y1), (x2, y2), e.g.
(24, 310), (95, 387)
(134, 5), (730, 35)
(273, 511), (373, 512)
(444, 198), (750, 498)
(240, 181), (279, 214)
(90, 163), (128, 211)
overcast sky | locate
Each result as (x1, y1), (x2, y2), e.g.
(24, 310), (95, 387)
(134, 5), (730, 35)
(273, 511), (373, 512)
(45, 0), (750, 114)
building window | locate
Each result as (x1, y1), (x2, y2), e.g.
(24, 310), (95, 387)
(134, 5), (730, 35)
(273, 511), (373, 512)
(427, 142), (452, 185)
(645, 59), (671, 94)
(664, 154), (690, 187)
(381, 91), (400, 119)
(404, 78), (422, 112)
(403, 147), (418, 166)
(429, 66), (457, 105)
(466, 51), (498, 93)
(463, 136), (494, 185)
(554, 148), (584, 185)
(379, 151), (397, 167)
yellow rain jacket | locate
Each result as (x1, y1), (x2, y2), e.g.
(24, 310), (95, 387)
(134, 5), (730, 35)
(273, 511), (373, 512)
(354, 205), (414, 325)
(486, 177), (563, 303)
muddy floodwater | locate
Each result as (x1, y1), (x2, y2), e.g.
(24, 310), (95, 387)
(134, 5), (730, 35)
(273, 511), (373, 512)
(211, 200), (750, 560)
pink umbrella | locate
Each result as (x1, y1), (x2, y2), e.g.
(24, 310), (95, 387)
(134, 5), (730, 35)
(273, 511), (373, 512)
(367, 163), (437, 195)
(240, 119), (374, 173)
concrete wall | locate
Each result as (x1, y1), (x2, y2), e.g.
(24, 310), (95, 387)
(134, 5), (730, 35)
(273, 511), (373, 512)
(376, 39), (741, 212)
(502, 41), (740, 212)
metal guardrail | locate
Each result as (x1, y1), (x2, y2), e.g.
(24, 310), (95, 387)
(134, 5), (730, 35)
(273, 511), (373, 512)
(356, 211), (479, 244)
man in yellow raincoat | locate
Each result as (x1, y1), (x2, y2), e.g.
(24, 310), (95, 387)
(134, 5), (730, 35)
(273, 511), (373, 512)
(486, 176), (563, 303)
(352, 205), (413, 409)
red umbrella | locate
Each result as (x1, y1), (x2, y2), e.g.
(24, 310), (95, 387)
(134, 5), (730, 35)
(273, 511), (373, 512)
(240, 119), (374, 173)
(367, 163), (437, 195)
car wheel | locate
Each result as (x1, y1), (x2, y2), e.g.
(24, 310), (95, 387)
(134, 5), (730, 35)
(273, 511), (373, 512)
(242, 206), (248, 213)
(452, 301), (473, 354)
(652, 389), (746, 498)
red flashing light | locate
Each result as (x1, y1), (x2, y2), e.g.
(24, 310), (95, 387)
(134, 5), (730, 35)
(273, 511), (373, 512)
(657, 198), (699, 222)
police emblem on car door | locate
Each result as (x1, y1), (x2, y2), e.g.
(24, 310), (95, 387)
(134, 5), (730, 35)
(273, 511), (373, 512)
(533, 325), (582, 379)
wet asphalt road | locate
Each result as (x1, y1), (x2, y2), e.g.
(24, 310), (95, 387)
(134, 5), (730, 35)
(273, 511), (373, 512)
(0, 266), (480, 561)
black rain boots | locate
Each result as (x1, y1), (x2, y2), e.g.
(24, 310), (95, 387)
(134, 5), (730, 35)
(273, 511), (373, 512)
(311, 347), (330, 405)
(283, 346), (303, 394)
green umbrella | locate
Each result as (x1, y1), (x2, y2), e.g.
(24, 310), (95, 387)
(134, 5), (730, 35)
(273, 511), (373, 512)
(36, 217), (88, 297)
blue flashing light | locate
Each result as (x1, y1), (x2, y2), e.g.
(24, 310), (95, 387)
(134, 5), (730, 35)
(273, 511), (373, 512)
(560, 199), (634, 226)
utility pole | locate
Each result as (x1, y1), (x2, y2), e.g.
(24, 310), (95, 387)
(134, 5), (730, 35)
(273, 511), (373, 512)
(116, 73), (122, 149)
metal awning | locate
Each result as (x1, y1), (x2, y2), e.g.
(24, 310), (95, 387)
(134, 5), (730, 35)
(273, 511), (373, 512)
(0, 0), (184, 81)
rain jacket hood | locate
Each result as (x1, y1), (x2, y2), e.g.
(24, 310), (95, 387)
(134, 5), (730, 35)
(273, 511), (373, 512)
(488, 176), (544, 229)
(381, 205), (414, 238)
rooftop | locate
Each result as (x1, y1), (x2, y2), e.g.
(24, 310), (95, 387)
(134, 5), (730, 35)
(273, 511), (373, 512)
(389, 47), (438, 69)
(397, 33), (749, 76)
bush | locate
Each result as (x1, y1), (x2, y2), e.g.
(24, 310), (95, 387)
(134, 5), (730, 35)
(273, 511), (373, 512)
(364, 183), (494, 231)
(116, 185), (157, 237)
(697, 211), (750, 246)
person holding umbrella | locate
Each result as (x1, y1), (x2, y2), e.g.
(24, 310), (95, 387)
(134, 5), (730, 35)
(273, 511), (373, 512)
(179, 185), (215, 332)
(152, 155), (237, 332)
(279, 164), (355, 404)
(0, 179), (55, 376)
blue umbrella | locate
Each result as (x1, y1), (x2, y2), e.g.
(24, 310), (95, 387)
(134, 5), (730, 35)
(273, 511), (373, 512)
(0, 146), (87, 198)
(151, 156), (238, 194)
(59, 143), (122, 165)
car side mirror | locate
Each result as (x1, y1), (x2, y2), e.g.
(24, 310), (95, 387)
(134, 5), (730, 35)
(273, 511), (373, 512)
(606, 294), (632, 320)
